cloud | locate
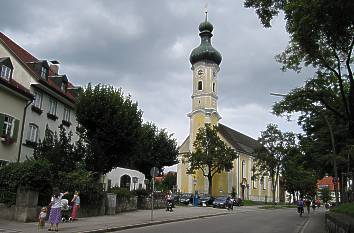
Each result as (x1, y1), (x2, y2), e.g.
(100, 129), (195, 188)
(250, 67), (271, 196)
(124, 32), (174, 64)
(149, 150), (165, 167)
(0, 0), (308, 148)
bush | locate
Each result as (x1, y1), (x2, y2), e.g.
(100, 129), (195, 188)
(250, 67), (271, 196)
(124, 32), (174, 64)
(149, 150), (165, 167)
(56, 169), (104, 206)
(331, 203), (354, 217)
(0, 159), (52, 206)
(131, 189), (149, 198)
(243, 200), (257, 206)
(110, 187), (132, 199)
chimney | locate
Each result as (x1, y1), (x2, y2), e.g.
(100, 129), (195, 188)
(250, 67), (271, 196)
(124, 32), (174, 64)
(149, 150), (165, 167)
(49, 60), (60, 75)
(50, 64), (59, 75)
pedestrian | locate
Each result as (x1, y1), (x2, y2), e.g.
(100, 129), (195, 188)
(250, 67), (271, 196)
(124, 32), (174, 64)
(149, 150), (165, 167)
(305, 199), (311, 214)
(311, 200), (316, 212)
(70, 191), (80, 221)
(48, 188), (68, 231)
(38, 207), (47, 229)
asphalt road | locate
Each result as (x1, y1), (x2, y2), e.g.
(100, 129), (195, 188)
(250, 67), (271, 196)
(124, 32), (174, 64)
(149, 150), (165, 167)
(114, 207), (326, 233)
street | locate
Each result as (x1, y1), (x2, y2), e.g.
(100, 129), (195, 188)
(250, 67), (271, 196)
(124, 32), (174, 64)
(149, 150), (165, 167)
(114, 207), (326, 233)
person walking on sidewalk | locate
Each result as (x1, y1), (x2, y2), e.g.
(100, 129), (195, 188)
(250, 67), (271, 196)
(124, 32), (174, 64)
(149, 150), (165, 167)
(48, 188), (68, 231)
(70, 191), (80, 221)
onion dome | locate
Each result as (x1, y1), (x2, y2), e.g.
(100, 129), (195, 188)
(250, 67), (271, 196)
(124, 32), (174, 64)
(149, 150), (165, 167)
(190, 17), (222, 65)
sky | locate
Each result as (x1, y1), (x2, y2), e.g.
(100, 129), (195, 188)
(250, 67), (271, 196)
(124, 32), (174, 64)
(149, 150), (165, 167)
(0, 1), (311, 171)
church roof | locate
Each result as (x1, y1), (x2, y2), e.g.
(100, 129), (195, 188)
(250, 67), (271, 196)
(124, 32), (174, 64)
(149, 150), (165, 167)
(179, 124), (261, 155)
(189, 17), (222, 66)
(218, 124), (261, 155)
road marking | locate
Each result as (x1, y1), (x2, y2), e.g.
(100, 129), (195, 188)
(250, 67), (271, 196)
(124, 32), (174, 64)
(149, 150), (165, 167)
(298, 217), (310, 233)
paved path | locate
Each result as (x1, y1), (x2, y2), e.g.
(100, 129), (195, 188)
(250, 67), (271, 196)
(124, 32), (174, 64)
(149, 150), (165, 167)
(0, 206), (327, 233)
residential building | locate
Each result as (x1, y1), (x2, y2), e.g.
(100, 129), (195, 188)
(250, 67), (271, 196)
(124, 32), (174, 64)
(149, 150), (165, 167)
(0, 58), (33, 165)
(177, 15), (279, 202)
(0, 32), (80, 162)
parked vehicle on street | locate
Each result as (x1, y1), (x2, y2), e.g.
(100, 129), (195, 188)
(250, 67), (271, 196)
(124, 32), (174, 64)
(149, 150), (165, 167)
(179, 193), (193, 205)
(212, 196), (228, 208)
(198, 194), (215, 206)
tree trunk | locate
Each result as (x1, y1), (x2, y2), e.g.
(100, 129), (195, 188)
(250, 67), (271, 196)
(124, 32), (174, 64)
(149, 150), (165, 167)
(208, 175), (213, 195)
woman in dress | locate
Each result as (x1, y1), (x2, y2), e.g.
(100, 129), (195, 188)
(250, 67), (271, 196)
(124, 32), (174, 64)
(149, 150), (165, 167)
(70, 191), (80, 220)
(48, 188), (68, 231)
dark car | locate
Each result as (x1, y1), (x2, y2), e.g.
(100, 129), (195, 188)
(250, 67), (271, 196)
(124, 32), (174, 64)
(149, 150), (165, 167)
(212, 196), (228, 208)
(198, 194), (215, 206)
(233, 198), (243, 206)
(179, 193), (193, 205)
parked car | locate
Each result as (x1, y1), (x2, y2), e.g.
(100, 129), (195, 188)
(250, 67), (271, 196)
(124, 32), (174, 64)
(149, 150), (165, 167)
(233, 198), (243, 206)
(179, 193), (193, 205)
(198, 194), (215, 206)
(212, 196), (228, 208)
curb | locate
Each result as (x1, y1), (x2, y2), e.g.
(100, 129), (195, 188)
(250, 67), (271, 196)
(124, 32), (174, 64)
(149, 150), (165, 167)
(78, 212), (230, 233)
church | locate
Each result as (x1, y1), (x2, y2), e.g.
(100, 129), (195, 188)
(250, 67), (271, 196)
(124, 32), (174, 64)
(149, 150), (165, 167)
(177, 14), (279, 202)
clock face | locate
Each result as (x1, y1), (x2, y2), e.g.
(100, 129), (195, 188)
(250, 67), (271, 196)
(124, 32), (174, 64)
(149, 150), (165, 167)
(197, 69), (204, 76)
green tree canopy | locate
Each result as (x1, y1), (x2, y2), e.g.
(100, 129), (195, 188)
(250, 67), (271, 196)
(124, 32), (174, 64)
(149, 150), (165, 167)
(131, 122), (178, 178)
(244, 0), (354, 135)
(255, 124), (297, 203)
(76, 84), (143, 175)
(184, 124), (238, 195)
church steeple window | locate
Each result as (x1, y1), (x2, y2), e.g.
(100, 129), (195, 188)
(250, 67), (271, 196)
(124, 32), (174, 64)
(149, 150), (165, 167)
(198, 81), (203, 90)
(213, 82), (215, 92)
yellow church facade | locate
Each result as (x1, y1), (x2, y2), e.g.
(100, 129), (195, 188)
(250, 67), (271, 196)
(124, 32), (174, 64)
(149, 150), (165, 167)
(176, 15), (279, 202)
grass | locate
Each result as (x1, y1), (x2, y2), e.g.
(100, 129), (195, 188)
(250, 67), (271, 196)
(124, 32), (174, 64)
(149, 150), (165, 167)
(331, 203), (354, 217)
(258, 204), (297, 210)
(243, 200), (257, 206)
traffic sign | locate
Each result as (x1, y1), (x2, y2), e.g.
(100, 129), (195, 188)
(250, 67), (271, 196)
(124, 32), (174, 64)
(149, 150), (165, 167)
(150, 167), (159, 177)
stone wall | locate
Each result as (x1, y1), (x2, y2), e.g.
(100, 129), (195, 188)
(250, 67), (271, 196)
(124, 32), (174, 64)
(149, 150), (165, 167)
(116, 196), (137, 213)
(137, 197), (166, 210)
(325, 212), (354, 233)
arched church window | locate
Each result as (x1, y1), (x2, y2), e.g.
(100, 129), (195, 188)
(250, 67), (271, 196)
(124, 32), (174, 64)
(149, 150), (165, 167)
(198, 81), (203, 90)
(242, 160), (246, 178)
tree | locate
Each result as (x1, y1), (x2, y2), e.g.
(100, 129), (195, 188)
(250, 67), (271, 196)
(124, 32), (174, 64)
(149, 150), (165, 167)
(244, 0), (354, 135)
(34, 125), (82, 179)
(282, 145), (317, 202)
(319, 187), (332, 204)
(254, 124), (296, 203)
(131, 122), (178, 178)
(183, 124), (238, 195)
(76, 84), (143, 176)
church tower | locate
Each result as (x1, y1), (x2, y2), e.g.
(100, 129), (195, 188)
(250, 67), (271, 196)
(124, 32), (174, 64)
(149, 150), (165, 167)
(177, 12), (224, 195)
(188, 12), (222, 148)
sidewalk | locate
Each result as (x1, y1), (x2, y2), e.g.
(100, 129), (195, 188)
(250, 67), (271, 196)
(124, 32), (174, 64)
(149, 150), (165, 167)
(0, 206), (233, 233)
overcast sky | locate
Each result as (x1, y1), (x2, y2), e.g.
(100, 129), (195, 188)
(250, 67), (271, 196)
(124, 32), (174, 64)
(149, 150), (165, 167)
(1, 1), (310, 170)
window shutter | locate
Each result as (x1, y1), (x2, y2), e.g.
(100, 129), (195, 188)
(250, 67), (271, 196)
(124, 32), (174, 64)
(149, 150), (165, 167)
(0, 113), (4, 135)
(12, 119), (20, 142)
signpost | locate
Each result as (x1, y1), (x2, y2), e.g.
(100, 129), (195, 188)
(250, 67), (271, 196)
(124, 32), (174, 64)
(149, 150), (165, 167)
(150, 167), (159, 221)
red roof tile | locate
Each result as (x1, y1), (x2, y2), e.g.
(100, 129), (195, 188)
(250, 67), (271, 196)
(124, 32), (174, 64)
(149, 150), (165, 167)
(0, 32), (76, 103)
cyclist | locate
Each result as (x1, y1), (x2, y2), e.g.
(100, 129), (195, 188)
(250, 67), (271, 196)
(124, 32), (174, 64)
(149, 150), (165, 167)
(297, 198), (304, 217)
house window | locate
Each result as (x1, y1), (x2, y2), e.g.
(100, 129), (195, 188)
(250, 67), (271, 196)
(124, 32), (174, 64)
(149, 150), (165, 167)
(40, 67), (47, 79)
(262, 177), (266, 190)
(33, 91), (43, 109)
(1, 65), (12, 81)
(27, 124), (39, 142)
(198, 81), (203, 90)
(242, 160), (246, 178)
(48, 98), (57, 115)
(2, 115), (14, 137)
(63, 107), (70, 122)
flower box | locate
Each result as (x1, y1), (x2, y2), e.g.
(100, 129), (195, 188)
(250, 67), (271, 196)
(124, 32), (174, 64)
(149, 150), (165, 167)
(47, 113), (58, 121)
(31, 105), (43, 115)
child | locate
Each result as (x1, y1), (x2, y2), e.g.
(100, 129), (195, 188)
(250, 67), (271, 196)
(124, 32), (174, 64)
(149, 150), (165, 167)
(38, 207), (47, 229)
